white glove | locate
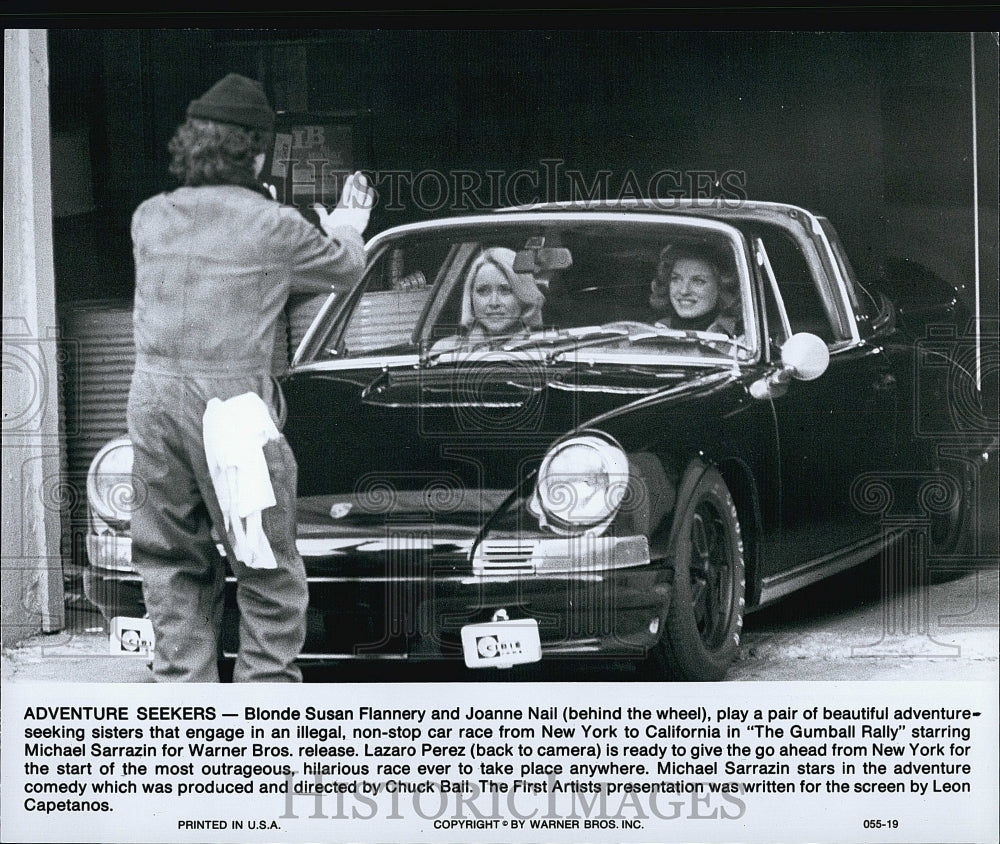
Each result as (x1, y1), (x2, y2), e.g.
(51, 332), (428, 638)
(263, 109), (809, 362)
(314, 171), (375, 237)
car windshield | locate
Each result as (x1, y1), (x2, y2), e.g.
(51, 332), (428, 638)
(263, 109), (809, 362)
(300, 218), (756, 365)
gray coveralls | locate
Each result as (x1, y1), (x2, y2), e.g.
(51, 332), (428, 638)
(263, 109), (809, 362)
(128, 184), (364, 682)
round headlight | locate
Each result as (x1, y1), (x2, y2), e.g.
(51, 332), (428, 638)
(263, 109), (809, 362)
(87, 437), (136, 525)
(530, 434), (629, 535)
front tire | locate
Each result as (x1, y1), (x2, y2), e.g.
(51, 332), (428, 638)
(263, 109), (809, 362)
(654, 463), (745, 681)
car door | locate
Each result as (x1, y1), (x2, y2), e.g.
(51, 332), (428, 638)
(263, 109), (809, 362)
(753, 223), (900, 583)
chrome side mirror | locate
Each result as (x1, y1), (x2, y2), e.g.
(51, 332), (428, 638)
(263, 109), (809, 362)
(750, 332), (829, 399)
(780, 332), (829, 381)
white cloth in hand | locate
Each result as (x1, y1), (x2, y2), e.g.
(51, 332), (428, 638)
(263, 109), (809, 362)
(203, 392), (282, 569)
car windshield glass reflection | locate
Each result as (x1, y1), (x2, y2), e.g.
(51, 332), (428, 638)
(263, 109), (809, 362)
(313, 220), (754, 364)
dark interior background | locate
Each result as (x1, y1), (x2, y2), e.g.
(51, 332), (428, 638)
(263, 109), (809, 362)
(48, 29), (997, 317)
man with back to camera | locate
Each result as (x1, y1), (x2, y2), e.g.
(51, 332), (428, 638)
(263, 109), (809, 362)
(127, 73), (374, 682)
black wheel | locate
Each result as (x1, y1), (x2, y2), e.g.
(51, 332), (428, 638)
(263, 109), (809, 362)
(654, 463), (745, 681)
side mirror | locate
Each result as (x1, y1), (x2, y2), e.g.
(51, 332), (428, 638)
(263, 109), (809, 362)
(780, 332), (829, 381)
(749, 332), (829, 400)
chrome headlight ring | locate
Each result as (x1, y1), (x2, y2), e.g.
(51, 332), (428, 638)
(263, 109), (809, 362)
(86, 436), (137, 528)
(528, 433), (629, 536)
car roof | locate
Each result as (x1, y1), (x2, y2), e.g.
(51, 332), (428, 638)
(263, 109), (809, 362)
(493, 198), (824, 233)
(365, 201), (825, 256)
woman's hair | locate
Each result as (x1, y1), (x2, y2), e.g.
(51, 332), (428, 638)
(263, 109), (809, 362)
(460, 246), (546, 330)
(167, 118), (270, 187)
(650, 241), (741, 317)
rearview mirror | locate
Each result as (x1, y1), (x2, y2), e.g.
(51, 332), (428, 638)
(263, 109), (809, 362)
(780, 332), (829, 381)
(513, 246), (573, 274)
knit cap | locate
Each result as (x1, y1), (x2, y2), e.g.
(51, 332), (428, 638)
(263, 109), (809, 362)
(186, 73), (275, 131)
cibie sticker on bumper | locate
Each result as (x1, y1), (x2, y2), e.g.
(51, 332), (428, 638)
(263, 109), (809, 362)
(461, 617), (541, 668)
(109, 616), (155, 657)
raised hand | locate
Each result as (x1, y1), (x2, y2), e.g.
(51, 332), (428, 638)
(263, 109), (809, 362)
(314, 171), (375, 237)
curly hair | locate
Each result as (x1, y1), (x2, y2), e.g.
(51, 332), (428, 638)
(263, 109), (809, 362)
(651, 242), (741, 316)
(167, 118), (270, 187)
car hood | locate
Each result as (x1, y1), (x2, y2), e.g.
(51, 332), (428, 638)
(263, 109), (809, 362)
(295, 487), (507, 565)
(282, 358), (735, 508)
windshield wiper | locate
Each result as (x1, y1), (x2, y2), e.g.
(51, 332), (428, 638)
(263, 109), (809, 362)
(421, 326), (629, 366)
(541, 322), (751, 363)
(502, 326), (632, 354)
(603, 322), (751, 359)
(422, 322), (750, 366)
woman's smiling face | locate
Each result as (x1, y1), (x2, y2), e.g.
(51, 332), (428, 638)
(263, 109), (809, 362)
(668, 257), (720, 319)
(471, 263), (521, 335)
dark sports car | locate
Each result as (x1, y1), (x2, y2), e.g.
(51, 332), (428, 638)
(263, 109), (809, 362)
(84, 200), (987, 680)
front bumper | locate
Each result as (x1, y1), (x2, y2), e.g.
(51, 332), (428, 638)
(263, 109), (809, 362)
(84, 530), (671, 662)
